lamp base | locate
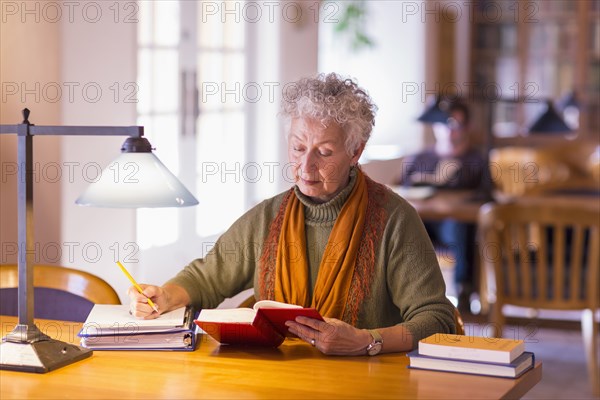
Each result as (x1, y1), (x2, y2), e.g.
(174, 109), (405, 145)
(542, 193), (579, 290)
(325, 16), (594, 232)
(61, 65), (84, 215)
(1, 324), (92, 373)
(0, 339), (92, 373)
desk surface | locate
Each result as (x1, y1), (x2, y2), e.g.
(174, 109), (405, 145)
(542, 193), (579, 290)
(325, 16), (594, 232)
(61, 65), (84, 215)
(400, 189), (485, 223)
(398, 188), (600, 223)
(0, 316), (542, 399)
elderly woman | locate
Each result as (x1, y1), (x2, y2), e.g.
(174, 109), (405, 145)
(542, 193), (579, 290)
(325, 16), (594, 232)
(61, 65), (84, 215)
(129, 73), (456, 355)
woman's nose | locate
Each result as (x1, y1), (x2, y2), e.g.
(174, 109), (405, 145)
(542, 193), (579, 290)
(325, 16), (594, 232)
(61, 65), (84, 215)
(300, 151), (318, 172)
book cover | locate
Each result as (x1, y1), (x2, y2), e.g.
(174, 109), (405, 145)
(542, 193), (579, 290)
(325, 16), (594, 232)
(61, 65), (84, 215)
(407, 350), (535, 379)
(195, 300), (324, 347)
(418, 334), (525, 364)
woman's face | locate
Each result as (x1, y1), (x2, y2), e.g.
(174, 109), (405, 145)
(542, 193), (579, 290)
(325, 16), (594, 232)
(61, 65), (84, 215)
(288, 118), (364, 203)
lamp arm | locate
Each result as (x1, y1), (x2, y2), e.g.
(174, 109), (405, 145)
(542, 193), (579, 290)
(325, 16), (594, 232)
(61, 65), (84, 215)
(2, 126), (144, 137)
(29, 125), (144, 137)
(0, 125), (19, 134)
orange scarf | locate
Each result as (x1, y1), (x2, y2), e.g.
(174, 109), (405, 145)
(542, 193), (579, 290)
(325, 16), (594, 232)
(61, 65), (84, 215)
(274, 170), (368, 319)
(258, 169), (388, 325)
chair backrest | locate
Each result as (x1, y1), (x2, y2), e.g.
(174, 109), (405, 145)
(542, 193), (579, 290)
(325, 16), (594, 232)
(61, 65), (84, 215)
(0, 264), (121, 322)
(489, 142), (599, 201)
(237, 294), (256, 309)
(488, 147), (571, 199)
(453, 308), (465, 335)
(478, 202), (600, 311)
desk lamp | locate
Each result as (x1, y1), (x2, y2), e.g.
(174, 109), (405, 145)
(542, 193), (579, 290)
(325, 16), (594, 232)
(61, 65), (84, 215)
(416, 95), (449, 124)
(556, 91), (580, 130)
(0, 108), (198, 373)
(486, 96), (574, 137)
(528, 99), (573, 134)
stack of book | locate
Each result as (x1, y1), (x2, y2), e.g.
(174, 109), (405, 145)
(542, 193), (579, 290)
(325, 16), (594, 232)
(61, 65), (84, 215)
(407, 333), (534, 378)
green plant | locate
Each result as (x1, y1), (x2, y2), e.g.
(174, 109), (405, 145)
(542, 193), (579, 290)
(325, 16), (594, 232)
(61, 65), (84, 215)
(334, 0), (375, 51)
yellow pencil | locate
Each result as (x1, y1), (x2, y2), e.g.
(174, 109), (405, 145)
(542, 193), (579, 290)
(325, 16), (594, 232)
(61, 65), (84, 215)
(116, 261), (159, 313)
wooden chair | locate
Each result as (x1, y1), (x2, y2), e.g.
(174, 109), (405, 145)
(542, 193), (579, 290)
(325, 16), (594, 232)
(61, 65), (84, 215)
(489, 146), (571, 200)
(478, 202), (599, 395)
(0, 264), (121, 322)
(453, 308), (465, 336)
(489, 144), (598, 202)
(237, 293), (257, 309)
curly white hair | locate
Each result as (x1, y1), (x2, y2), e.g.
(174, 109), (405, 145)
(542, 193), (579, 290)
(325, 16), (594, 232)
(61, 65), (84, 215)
(280, 73), (377, 155)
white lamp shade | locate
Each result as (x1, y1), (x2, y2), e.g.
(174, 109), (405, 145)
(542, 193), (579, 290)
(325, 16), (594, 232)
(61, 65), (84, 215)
(76, 152), (198, 208)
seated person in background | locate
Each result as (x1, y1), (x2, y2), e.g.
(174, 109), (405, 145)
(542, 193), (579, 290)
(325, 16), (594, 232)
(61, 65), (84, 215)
(398, 101), (487, 311)
(129, 73), (456, 356)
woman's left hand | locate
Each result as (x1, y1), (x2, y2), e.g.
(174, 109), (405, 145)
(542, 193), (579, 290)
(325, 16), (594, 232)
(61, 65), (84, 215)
(285, 316), (372, 356)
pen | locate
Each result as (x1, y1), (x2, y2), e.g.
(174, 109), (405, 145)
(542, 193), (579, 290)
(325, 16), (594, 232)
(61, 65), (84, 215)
(116, 261), (160, 313)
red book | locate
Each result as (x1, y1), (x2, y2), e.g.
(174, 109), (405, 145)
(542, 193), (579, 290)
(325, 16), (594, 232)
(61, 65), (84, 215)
(195, 300), (324, 347)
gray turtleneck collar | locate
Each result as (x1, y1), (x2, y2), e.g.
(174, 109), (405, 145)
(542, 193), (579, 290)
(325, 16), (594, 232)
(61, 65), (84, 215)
(293, 167), (358, 224)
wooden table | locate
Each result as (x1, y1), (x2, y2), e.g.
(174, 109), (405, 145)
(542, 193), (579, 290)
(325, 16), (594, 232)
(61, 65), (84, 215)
(399, 188), (600, 223)
(498, 190), (600, 211)
(395, 188), (486, 223)
(0, 316), (542, 399)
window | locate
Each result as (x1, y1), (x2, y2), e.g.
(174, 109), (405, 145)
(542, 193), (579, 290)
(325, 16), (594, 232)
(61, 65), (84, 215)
(136, 0), (248, 248)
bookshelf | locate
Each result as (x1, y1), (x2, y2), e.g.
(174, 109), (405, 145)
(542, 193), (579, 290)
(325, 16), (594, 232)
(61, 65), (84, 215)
(470, 0), (599, 143)
(585, 0), (600, 137)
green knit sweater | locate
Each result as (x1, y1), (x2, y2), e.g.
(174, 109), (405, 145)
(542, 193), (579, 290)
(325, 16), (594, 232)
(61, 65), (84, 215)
(168, 169), (456, 347)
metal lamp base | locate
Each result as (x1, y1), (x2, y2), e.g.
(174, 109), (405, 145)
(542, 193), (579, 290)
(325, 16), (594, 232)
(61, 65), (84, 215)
(0, 324), (92, 373)
(0, 340), (92, 373)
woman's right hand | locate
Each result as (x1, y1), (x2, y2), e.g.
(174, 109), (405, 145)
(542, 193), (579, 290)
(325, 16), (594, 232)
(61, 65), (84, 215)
(127, 284), (167, 319)
(127, 283), (191, 320)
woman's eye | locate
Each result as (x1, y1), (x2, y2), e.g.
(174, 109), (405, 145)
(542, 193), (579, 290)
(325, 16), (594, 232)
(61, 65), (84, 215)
(319, 150), (332, 157)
